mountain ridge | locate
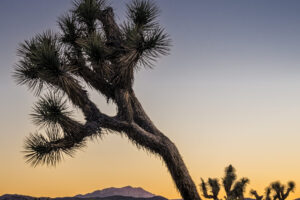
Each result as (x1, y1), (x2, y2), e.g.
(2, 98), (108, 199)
(4, 186), (294, 200)
(0, 186), (168, 200)
(75, 186), (155, 198)
(0, 194), (168, 200)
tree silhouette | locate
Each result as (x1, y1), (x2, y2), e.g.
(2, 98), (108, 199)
(251, 181), (295, 200)
(200, 165), (249, 200)
(200, 178), (220, 200)
(14, 0), (200, 199)
(250, 187), (272, 200)
(271, 181), (295, 200)
(265, 187), (272, 200)
(222, 165), (249, 200)
(250, 189), (263, 200)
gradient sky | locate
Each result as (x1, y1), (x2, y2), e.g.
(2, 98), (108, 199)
(1, 0), (300, 199)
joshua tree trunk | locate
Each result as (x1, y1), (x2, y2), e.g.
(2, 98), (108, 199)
(15, 0), (201, 199)
(104, 90), (201, 200)
(140, 133), (200, 200)
(152, 136), (200, 200)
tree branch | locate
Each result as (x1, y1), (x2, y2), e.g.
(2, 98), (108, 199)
(200, 179), (214, 199)
(250, 190), (263, 200)
(129, 90), (160, 134)
(98, 7), (122, 44)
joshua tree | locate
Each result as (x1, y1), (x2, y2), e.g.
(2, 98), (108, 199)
(250, 187), (272, 200)
(200, 165), (249, 200)
(222, 165), (249, 200)
(200, 178), (221, 200)
(271, 181), (295, 200)
(251, 181), (295, 200)
(250, 189), (263, 200)
(14, 0), (201, 199)
(265, 187), (272, 200)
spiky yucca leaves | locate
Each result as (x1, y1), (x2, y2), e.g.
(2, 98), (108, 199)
(14, 32), (61, 95)
(127, 0), (159, 30)
(78, 33), (113, 82)
(118, 0), (170, 73)
(25, 92), (89, 166)
(79, 33), (109, 64)
(123, 0), (170, 65)
(18, 32), (61, 72)
(58, 14), (82, 46)
(24, 127), (86, 167)
(73, 0), (106, 33)
(271, 181), (295, 200)
(15, 31), (89, 107)
(14, 60), (42, 95)
(15, 32), (74, 91)
(122, 25), (170, 67)
(200, 178), (220, 200)
(73, 0), (170, 88)
(31, 92), (72, 128)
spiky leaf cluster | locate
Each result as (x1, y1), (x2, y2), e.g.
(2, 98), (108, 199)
(31, 92), (72, 128)
(73, 0), (106, 33)
(79, 33), (109, 64)
(58, 13), (83, 48)
(120, 0), (170, 68)
(122, 25), (170, 67)
(127, 0), (159, 30)
(24, 127), (85, 167)
(14, 31), (77, 95)
(15, 32), (58, 94)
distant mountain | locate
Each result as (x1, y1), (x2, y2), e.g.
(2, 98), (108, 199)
(0, 194), (44, 200)
(76, 186), (155, 198)
(0, 194), (167, 200)
(0, 186), (168, 200)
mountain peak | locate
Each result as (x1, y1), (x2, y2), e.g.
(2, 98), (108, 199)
(75, 186), (155, 198)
